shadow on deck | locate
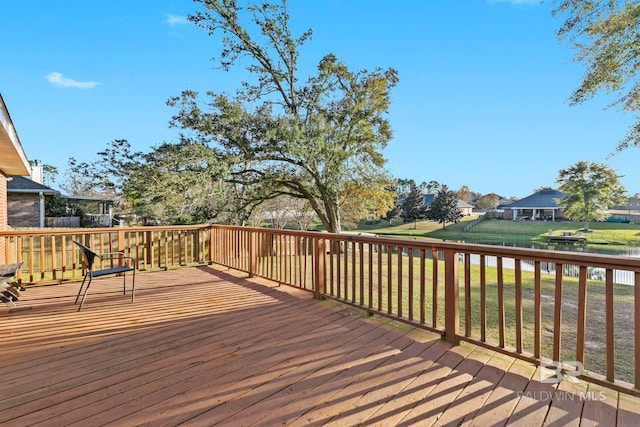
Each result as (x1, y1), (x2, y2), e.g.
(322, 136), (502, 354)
(2, 266), (640, 426)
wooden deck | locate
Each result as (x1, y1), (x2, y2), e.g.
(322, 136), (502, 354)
(2, 266), (640, 426)
(547, 235), (587, 244)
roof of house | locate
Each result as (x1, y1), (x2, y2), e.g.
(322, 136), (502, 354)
(64, 195), (118, 202)
(611, 197), (640, 211)
(423, 194), (474, 208)
(0, 94), (30, 176)
(7, 176), (58, 195)
(504, 189), (565, 209)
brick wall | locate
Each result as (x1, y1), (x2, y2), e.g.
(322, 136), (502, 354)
(7, 193), (41, 228)
(0, 173), (7, 262)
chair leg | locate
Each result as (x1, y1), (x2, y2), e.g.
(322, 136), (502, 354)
(120, 273), (135, 303)
(77, 276), (93, 312)
(131, 272), (135, 303)
(75, 275), (88, 304)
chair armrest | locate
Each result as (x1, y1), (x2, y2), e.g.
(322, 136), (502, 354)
(97, 253), (137, 269)
(98, 252), (128, 258)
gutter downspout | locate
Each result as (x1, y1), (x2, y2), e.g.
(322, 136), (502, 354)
(39, 191), (44, 228)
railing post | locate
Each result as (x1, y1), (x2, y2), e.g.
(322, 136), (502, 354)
(117, 229), (125, 253)
(248, 230), (257, 278)
(145, 230), (152, 269)
(313, 237), (326, 299)
(3, 236), (9, 264)
(118, 228), (126, 268)
(208, 226), (214, 265)
(444, 248), (460, 343)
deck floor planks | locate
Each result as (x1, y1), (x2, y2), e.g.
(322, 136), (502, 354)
(360, 341), (468, 427)
(579, 383), (618, 426)
(1, 276), (322, 423)
(1, 265), (640, 426)
(3, 296), (341, 426)
(109, 313), (388, 426)
(387, 343), (482, 427)
(542, 379), (587, 426)
(281, 332), (434, 427)
(226, 326), (440, 426)
(262, 325), (424, 427)
(385, 343), (473, 426)
(1, 290), (311, 393)
(618, 391), (640, 425)
(469, 358), (536, 426)
(279, 337), (454, 426)
(202, 325), (438, 426)
(319, 333), (454, 427)
(431, 351), (515, 426)
(35, 299), (364, 425)
(505, 366), (557, 426)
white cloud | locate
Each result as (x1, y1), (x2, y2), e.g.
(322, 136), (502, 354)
(46, 72), (99, 89)
(487, 0), (540, 4)
(166, 14), (188, 27)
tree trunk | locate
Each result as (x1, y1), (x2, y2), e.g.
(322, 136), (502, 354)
(324, 197), (341, 234)
(305, 194), (341, 233)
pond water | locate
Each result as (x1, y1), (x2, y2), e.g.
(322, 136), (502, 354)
(440, 239), (640, 285)
(454, 239), (640, 258)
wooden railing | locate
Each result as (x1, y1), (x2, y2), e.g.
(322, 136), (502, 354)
(208, 225), (640, 395)
(1, 225), (211, 284)
(3, 224), (640, 395)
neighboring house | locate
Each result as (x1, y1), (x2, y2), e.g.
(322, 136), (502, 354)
(8, 169), (118, 228)
(424, 194), (474, 216)
(481, 197), (514, 220)
(65, 195), (118, 227)
(0, 93), (31, 259)
(610, 197), (640, 212)
(458, 200), (474, 216)
(503, 189), (565, 221)
(606, 197), (640, 224)
(7, 173), (58, 228)
(497, 198), (516, 209)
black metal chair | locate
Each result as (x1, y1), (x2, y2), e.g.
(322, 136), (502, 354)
(1, 262), (24, 308)
(73, 241), (136, 311)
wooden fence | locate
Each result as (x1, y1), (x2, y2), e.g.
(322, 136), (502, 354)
(2, 224), (640, 395)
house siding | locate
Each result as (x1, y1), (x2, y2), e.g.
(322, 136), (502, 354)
(0, 173), (6, 261)
(8, 193), (41, 228)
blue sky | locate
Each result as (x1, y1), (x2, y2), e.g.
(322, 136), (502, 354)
(2, 0), (636, 198)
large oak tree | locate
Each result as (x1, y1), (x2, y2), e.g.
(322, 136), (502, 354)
(169, 0), (397, 233)
(554, 0), (640, 151)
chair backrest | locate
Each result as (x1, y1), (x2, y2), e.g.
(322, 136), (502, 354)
(0, 262), (23, 278)
(73, 241), (98, 270)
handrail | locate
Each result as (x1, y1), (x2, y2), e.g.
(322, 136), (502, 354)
(2, 223), (639, 395)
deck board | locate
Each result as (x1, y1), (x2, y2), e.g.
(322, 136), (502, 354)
(2, 265), (640, 426)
